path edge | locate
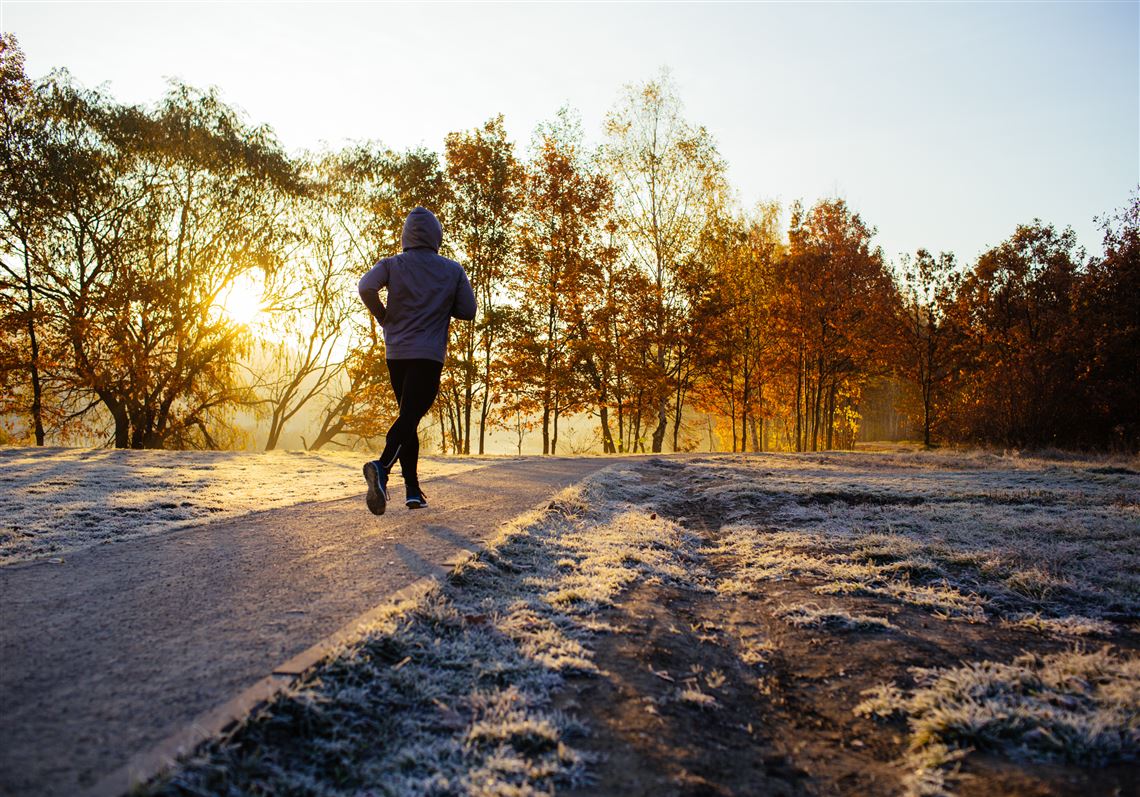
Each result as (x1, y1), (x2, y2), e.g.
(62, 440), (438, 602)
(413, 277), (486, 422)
(76, 467), (595, 797)
(80, 572), (444, 797)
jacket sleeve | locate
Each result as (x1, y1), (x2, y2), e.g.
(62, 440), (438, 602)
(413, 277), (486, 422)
(357, 260), (389, 323)
(451, 266), (477, 321)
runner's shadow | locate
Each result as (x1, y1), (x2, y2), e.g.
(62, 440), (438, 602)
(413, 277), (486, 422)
(424, 524), (482, 552)
(392, 543), (450, 580)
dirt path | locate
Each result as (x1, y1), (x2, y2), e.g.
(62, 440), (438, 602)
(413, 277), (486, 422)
(563, 555), (1139, 796)
(0, 456), (630, 797)
(560, 461), (1139, 797)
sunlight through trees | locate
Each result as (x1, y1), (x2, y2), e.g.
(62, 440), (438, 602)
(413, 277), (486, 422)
(1, 34), (1136, 452)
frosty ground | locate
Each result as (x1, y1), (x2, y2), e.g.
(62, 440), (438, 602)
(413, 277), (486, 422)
(0, 448), (480, 565)
(109, 447), (1138, 797)
(98, 449), (1130, 797)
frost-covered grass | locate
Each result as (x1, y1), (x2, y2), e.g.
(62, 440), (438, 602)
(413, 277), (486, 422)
(1001, 613), (1119, 637)
(0, 447), (481, 564)
(145, 468), (700, 796)
(682, 450), (1138, 793)
(122, 449), (1138, 795)
(856, 647), (1140, 796)
(700, 450), (1139, 628)
(775, 603), (895, 631)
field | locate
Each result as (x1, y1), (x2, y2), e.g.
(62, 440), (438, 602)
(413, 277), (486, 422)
(0, 448), (481, 565)
(132, 448), (1139, 796)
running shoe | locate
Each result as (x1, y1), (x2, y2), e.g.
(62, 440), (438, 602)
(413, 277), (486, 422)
(405, 487), (428, 509)
(363, 460), (389, 515)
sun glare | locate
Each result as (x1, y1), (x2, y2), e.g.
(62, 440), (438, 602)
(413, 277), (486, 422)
(219, 272), (265, 328)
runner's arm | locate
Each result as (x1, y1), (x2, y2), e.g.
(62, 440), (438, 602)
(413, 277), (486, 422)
(358, 261), (389, 323)
(451, 266), (477, 320)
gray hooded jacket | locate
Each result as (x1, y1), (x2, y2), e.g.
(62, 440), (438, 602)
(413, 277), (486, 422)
(358, 207), (477, 363)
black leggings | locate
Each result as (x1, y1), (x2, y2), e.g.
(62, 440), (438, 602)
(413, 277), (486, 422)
(377, 358), (443, 489)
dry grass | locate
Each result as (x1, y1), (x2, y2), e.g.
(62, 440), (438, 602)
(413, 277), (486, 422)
(856, 646), (1140, 795)
(714, 527), (990, 622)
(701, 451), (1139, 628)
(688, 451), (1139, 794)
(775, 603), (895, 631)
(1001, 613), (1118, 637)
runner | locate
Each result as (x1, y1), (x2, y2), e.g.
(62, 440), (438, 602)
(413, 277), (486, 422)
(357, 206), (477, 514)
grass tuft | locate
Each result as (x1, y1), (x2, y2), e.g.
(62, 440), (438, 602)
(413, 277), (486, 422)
(856, 646), (1140, 793)
(776, 603), (895, 631)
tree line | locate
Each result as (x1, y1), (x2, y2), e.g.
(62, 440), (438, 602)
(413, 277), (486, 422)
(2, 35), (1136, 454)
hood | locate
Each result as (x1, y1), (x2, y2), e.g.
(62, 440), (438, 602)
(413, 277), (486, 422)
(401, 206), (443, 252)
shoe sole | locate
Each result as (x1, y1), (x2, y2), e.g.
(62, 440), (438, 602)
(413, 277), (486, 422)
(405, 499), (427, 509)
(363, 462), (388, 516)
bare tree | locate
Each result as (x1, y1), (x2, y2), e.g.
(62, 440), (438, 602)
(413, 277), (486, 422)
(256, 158), (359, 450)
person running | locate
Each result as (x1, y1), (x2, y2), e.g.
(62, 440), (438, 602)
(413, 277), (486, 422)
(357, 206), (476, 515)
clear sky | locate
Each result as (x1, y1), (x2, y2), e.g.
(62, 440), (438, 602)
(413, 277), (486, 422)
(3, 0), (1137, 264)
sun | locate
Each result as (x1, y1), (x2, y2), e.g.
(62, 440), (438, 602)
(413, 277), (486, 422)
(218, 272), (265, 327)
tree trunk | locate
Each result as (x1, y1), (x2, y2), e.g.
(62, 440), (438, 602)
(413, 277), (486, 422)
(922, 376), (933, 448)
(740, 407), (747, 454)
(463, 382), (472, 455)
(447, 390), (462, 454)
(631, 392), (643, 453)
(757, 383), (765, 453)
(599, 405), (616, 453)
(794, 348), (803, 452)
(99, 391), (129, 449)
(265, 406), (285, 450)
(740, 359), (751, 455)
(652, 395), (667, 453)
(812, 356), (824, 452)
(616, 395), (625, 454)
(479, 337), (492, 455)
(832, 383), (840, 450)
(542, 404), (550, 455)
(672, 364), (686, 452)
(21, 248), (45, 445)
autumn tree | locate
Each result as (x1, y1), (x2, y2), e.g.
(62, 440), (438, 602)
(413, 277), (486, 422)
(514, 109), (611, 454)
(1072, 195), (1140, 448)
(952, 222), (1086, 446)
(774, 198), (894, 451)
(254, 154), (362, 450)
(894, 249), (961, 447)
(296, 145), (442, 451)
(16, 77), (301, 448)
(570, 214), (635, 454)
(372, 146), (452, 258)
(0, 34), (50, 444)
(696, 203), (781, 452)
(126, 85), (300, 447)
(442, 116), (521, 454)
(603, 72), (726, 452)
(15, 76), (152, 447)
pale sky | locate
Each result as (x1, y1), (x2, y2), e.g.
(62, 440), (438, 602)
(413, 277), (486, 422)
(3, 0), (1137, 265)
